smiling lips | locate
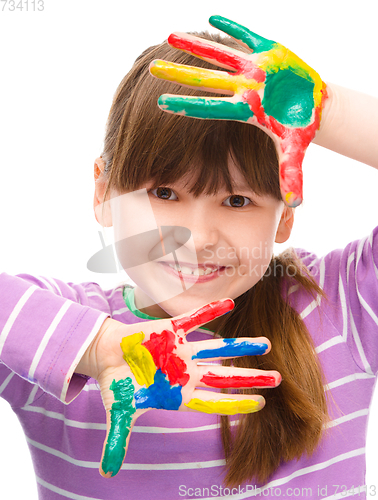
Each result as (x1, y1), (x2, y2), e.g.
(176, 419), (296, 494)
(158, 261), (228, 282)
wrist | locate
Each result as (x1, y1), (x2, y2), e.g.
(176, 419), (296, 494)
(313, 81), (338, 145)
(75, 317), (114, 379)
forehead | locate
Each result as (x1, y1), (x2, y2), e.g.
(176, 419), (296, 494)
(167, 157), (253, 194)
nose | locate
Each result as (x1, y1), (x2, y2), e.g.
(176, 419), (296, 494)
(173, 210), (219, 254)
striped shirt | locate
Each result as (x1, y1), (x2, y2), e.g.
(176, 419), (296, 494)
(1, 226), (378, 499)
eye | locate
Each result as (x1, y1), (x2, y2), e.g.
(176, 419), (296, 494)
(223, 194), (252, 208)
(150, 187), (178, 201)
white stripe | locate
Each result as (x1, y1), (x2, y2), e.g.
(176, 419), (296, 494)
(356, 280), (378, 326)
(300, 296), (321, 320)
(86, 292), (108, 305)
(21, 404), (238, 433)
(0, 371), (15, 395)
(325, 409), (369, 429)
(298, 258), (324, 320)
(22, 406), (106, 430)
(36, 276), (56, 293)
(326, 372), (374, 390)
(0, 285), (37, 357)
(49, 277), (64, 296)
(319, 257), (325, 289)
(287, 284), (299, 296)
(346, 252), (355, 285)
(349, 309), (373, 375)
(28, 301), (72, 380)
(60, 313), (109, 402)
(107, 286), (124, 299)
(200, 448), (365, 500)
(26, 436), (226, 470)
(36, 476), (104, 500)
(315, 336), (344, 354)
(338, 272), (349, 341)
(82, 383), (100, 391)
(24, 384), (41, 407)
(111, 307), (129, 316)
(369, 230), (378, 280)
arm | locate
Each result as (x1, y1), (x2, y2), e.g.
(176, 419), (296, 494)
(0, 272), (109, 404)
(313, 83), (378, 170)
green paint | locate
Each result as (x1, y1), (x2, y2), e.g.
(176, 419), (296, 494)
(209, 15), (277, 54)
(262, 69), (314, 127)
(158, 95), (254, 122)
(101, 378), (136, 477)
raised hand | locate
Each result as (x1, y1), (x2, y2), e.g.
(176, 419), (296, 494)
(149, 15), (328, 207)
(78, 299), (280, 478)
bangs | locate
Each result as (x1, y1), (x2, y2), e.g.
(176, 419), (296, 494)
(103, 32), (281, 201)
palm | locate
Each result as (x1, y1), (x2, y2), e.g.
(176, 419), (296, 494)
(149, 15), (328, 207)
(92, 299), (280, 478)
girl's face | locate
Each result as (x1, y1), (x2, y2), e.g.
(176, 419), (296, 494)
(95, 158), (293, 328)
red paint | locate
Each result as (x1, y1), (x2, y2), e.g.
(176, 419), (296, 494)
(243, 89), (266, 125)
(171, 299), (234, 334)
(201, 371), (278, 388)
(168, 33), (265, 83)
(266, 86), (328, 204)
(169, 33), (244, 72)
(143, 330), (189, 386)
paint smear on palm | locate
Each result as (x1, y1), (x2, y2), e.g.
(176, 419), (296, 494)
(185, 397), (261, 415)
(101, 377), (136, 477)
(120, 332), (156, 387)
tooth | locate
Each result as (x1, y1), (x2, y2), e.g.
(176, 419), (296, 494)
(204, 268), (214, 275)
(180, 266), (193, 275)
(193, 268), (206, 276)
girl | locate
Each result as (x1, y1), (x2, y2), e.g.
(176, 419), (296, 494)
(1, 13), (378, 500)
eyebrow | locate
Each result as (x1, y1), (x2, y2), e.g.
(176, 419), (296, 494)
(227, 182), (255, 193)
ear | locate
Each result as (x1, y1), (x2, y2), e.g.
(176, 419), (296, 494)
(275, 207), (294, 244)
(93, 157), (113, 227)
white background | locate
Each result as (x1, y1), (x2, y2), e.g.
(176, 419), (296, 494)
(0, 0), (377, 498)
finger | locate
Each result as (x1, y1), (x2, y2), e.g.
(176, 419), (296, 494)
(150, 59), (235, 95)
(167, 31), (251, 73)
(185, 389), (265, 415)
(158, 94), (254, 122)
(100, 377), (137, 478)
(191, 336), (270, 360)
(279, 157), (304, 208)
(170, 298), (234, 336)
(196, 365), (281, 389)
(209, 15), (277, 55)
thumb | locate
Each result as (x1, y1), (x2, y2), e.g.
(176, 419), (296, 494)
(99, 377), (138, 478)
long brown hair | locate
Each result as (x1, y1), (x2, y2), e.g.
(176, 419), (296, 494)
(101, 32), (329, 486)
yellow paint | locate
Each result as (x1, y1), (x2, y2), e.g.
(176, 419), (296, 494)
(120, 332), (156, 388)
(151, 60), (264, 95)
(256, 45), (324, 108)
(185, 398), (261, 415)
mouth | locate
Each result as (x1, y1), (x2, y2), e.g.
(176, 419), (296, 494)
(157, 261), (229, 282)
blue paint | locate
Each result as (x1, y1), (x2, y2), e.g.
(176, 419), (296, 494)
(135, 369), (182, 410)
(192, 338), (268, 360)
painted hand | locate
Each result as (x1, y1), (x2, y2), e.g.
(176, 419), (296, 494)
(149, 15), (328, 207)
(86, 299), (280, 478)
